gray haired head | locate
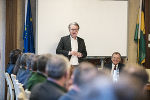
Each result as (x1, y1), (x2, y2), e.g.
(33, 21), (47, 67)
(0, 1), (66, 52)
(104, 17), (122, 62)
(37, 54), (51, 73)
(20, 53), (33, 67)
(68, 22), (80, 30)
(26, 53), (35, 69)
(73, 62), (98, 87)
(46, 55), (70, 80)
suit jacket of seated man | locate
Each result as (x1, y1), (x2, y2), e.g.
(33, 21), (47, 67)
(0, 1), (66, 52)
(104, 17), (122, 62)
(56, 35), (87, 63)
(30, 79), (67, 100)
(104, 62), (125, 72)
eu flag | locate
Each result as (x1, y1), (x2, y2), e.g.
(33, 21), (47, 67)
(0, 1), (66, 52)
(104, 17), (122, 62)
(23, 0), (35, 53)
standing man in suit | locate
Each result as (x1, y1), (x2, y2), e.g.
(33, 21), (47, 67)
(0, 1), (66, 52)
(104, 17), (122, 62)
(56, 22), (87, 66)
(104, 52), (125, 73)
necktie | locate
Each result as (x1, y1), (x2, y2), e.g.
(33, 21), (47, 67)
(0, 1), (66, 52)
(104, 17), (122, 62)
(114, 65), (116, 70)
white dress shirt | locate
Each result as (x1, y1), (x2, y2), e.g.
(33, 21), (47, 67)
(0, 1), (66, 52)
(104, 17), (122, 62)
(111, 63), (119, 82)
(70, 36), (79, 65)
(111, 63), (118, 74)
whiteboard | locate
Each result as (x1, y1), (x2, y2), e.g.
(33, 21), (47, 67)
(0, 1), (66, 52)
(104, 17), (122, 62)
(36, 0), (128, 57)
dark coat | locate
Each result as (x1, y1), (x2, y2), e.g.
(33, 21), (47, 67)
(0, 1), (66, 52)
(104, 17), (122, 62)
(30, 80), (67, 100)
(59, 89), (78, 100)
(56, 35), (87, 62)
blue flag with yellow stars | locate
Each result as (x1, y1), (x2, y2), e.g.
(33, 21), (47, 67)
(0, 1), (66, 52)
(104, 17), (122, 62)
(23, 0), (35, 53)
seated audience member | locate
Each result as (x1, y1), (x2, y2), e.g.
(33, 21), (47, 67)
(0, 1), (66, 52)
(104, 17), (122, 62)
(104, 52), (125, 82)
(114, 63), (149, 100)
(6, 49), (22, 74)
(115, 74), (147, 100)
(25, 54), (51, 91)
(23, 55), (39, 88)
(75, 71), (117, 100)
(120, 63), (149, 88)
(104, 52), (124, 72)
(13, 53), (22, 75)
(23, 53), (36, 83)
(59, 62), (98, 100)
(30, 55), (70, 100)
(16, 53), (34, 84)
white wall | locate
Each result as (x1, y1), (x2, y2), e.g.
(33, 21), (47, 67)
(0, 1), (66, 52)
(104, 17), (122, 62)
(37, 0), (128, 57)
(0, 0), (6, 99)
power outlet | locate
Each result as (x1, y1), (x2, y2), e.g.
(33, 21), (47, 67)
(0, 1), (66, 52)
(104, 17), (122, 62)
(148, 44), (150, 48)
(149, 34), (150, 41)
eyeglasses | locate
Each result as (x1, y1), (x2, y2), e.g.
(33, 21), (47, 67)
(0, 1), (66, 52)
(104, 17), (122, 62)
(70, 29), (79, 31)
(112, 57), (120, 60)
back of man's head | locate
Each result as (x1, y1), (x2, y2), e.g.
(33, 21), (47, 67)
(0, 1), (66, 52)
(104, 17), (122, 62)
(46, 55), (70, 80)
(31, 55), (40, 71)
(9, 49), (22, 64)
(121, 63), (149, 86)
(20, 53), (32, 67)
(37, 54), (51, 73)
(73, 62), (98, 87)
(26, 53), (35, 69)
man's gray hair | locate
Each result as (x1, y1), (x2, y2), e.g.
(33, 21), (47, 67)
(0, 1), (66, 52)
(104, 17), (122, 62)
(26, 53), (35, 69)
(68, 22), (80, 30)
(73, 62), (98, 87)
(20, 53), (34, 67)
(46, 55), (70, 79)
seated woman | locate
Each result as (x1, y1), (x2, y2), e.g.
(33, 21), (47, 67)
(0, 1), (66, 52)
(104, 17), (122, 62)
(6, 49), (22, 74)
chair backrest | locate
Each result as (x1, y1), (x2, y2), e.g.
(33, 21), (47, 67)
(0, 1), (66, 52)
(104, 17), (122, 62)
(11, 74), (17, 90)
(25, 89), (31, 100)
(11, 74), (28, 100)
(17, 83), (26, 100)
(11, 74), (19, 100)
(5, 73), (15, 100)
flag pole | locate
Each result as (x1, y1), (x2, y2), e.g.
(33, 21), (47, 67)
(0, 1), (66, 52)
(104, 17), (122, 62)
(25, 0), (28, 25)
(137, 0), (142, 62)
(138, 0), (142, 39)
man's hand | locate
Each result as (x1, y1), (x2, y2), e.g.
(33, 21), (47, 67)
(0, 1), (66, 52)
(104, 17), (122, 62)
(70, 51), (82, 57)
(70, 51), (78, 56)
(77, 52), (83, 58)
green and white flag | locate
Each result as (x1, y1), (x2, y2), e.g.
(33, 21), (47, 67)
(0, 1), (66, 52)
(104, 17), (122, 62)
(134, 0), (146, 64)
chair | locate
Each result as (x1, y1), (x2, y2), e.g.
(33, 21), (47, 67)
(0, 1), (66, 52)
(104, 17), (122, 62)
(5, 73), (15, 100)
(11, 74), (29, 100)
(25, 89), (31, 100)
(17, 83), (26, 100)
(11, 74), (18, 100)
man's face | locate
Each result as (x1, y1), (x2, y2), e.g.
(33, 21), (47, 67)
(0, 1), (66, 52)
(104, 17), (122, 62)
(69, 25), (79, 39)
(111, 54), (121, 65)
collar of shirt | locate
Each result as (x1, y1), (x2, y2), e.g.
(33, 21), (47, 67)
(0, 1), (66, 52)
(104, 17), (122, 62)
(70, 35), (78, 51)
(47, 77), (57, 83)
(111, 63), (118, 71)
(70, 35), (77, 40)
(112, 63), (118, 69)
(111, 63), (118, 75)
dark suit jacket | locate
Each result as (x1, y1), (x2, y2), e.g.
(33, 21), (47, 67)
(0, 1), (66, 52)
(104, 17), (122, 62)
(59, 89), (78, 100)
(104, 62), (125, 72)
(56, 35), (87, 62)
(30, 80), (67, 100)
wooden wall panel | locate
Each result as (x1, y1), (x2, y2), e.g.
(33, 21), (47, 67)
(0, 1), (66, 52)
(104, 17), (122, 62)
(145, 0), (150, 68)
(6, 0), (17, 67)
